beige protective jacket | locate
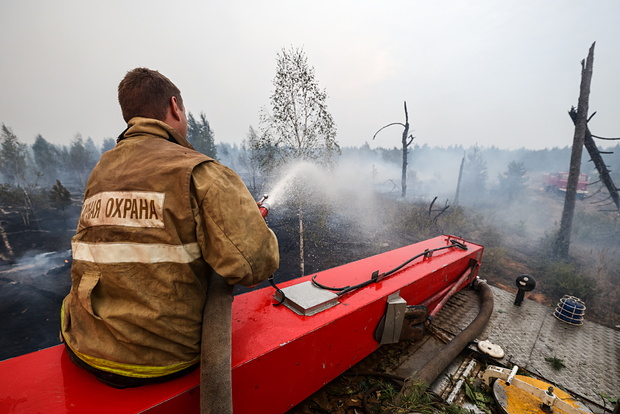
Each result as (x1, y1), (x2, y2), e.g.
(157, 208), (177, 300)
(61, 117), (279, 378)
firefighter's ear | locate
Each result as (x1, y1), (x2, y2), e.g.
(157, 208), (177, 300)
(169, 96), (183, 121)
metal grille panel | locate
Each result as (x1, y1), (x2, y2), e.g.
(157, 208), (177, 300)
(432, 285), (619, 408)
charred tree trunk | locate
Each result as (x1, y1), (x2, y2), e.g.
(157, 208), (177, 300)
(298, 201), (305, 276)
(401, 104), (410, 198)
(0, 213), (15, 261)
(554, 42), (595, 258)
(569, 108), (620, 210)
(373, 101), (415, 198)
(400, 102), (414, 198)
(454, 154), (465, 205)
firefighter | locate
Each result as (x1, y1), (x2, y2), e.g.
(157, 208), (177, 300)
(60, 68), (279, 388)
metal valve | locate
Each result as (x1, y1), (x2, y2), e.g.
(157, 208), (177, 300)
(514, 274), (536, 306)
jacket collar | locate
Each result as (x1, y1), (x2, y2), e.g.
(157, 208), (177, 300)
(118, 117), (195, 150)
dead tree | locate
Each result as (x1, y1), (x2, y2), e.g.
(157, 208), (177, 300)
(568, 108), (620, 211)
(0, 210), (15, 261)
(373, 101), (415, 198)
(429, 197), (450, 224)
(454, 154), (465, 205)
(554, 42), (595, 259)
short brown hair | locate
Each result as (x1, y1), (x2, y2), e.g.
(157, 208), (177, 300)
(118, 68), (183, 122)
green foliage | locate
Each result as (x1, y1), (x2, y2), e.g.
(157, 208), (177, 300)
(480, 246), (508, 277)
(460, 145), (488, 204)
(187, 112), (217, 159)
(544, 357), (566, 371)
(258, 46), (339, 169)
(384, 200), (479, 243)
(599, 392), (618, 405)
(69, 134), (100, 187)
(376, 380), (475, 414)
(392, 381), (435, 413)
(256, 47), (340, 276)
(498, 160), (528, 201)
(0, 183), (22, 205)
(464, 379), (494, 414)
(0, 124), (29, 185)
(438, 206), (473, 237)
(543, 261), (596, 302)
(0, 183), (48, 227)
(49, 179), (72, 229)
(537, 229), (559, 257)
(50, 180), (71, 209)
(101, 138), (116, 153)
(476, 224), (503, 247)
(32, 135), (62, 186)
(572, 210), (620, 244)
(380, 147), (401, 166)
(387, 200), (435, 241)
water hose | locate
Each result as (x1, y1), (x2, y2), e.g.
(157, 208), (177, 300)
(428, 260), (476, 318)
(199, 196), (271, 412)
(200, 272), (235, 414)
(397, 278), (494, 401)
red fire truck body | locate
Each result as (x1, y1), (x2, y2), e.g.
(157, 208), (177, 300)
(543, 172), (588, 198)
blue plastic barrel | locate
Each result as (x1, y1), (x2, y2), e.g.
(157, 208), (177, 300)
(553, 295), (586, 326)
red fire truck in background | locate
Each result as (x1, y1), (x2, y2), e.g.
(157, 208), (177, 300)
(543, 172), (588, 199)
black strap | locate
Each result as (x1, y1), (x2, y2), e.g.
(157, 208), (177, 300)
(116, 126), (131, 143)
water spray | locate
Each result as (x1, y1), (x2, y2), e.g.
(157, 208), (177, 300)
(257, 194), (270, 219)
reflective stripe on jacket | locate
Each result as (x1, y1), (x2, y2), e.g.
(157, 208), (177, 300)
(61, 117), (279, 377)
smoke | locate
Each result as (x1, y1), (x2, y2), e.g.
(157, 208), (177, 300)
(261, 152), (421, 253)
(0, 249), (72, 360)
(266, 158), (381, 205)
(16, 250), (71, 269)
(257, 143), (605, 251)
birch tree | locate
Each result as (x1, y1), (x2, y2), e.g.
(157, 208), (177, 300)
(258, 47), (339, 276)
(258, 47), (339, 167)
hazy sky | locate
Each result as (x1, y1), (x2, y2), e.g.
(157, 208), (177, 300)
(1, 0), (619, 150)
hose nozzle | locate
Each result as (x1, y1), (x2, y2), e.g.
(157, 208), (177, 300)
(258, 194), (269, 205)
(257, 194), (270, 219)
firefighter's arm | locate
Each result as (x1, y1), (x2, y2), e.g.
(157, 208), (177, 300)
(191, 162), (279, 287)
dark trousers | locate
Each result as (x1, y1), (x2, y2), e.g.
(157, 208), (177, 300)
(64, 344), (198, 389)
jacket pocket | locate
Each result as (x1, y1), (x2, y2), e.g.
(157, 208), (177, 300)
(77, 271), (102, 320)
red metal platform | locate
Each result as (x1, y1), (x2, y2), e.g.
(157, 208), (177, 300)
(0, 235), (483, 414)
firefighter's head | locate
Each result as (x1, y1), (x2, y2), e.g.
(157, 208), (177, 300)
(118, 68), (187, 138)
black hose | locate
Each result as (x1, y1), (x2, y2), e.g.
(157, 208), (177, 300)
(397, 278), (494, 400)
(310, 239), (468, 297)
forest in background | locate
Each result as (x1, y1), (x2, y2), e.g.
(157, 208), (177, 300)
(2, 117), (620, 208)
(1, 115), (619, 365)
